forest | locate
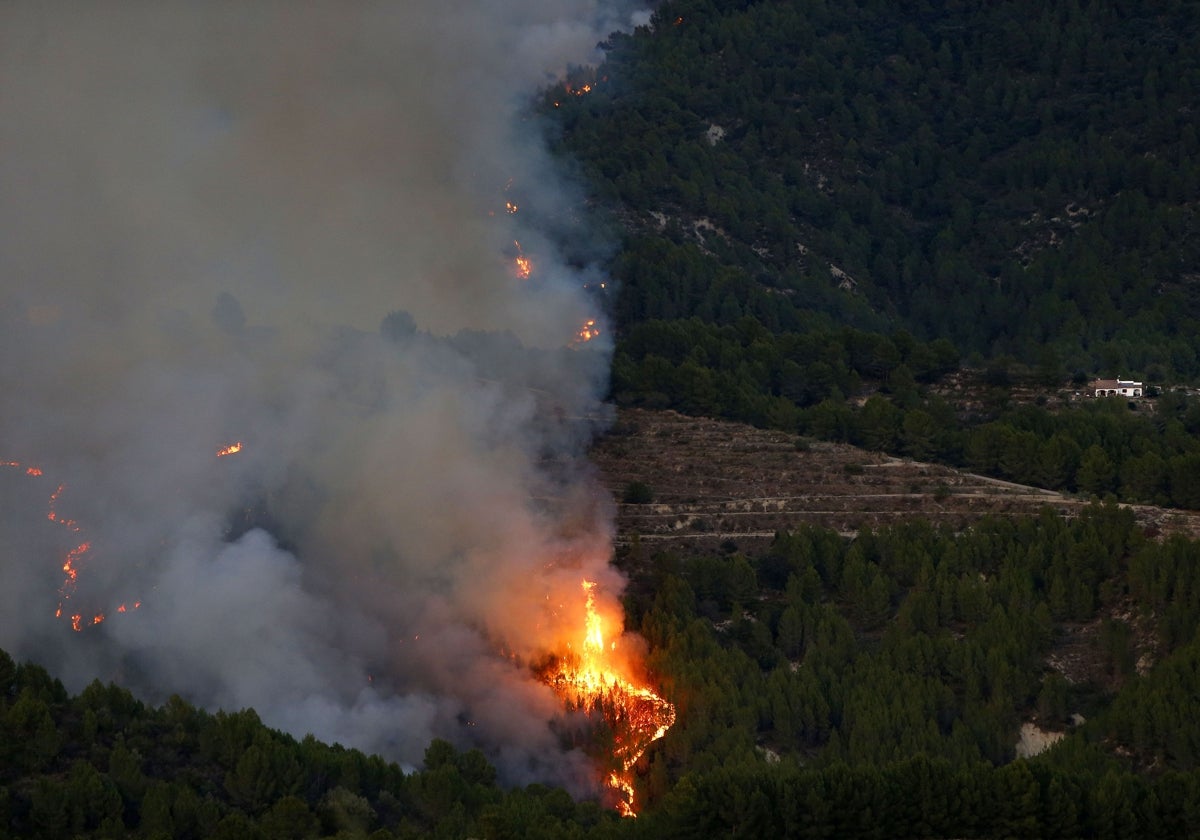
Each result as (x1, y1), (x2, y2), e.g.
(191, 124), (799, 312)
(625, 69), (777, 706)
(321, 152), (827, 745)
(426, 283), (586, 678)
(558, 0), (1200, 377)
(6, 0), (1200, 836)
(8, 506), (1200, 836)
(548, 0), (1200, 511)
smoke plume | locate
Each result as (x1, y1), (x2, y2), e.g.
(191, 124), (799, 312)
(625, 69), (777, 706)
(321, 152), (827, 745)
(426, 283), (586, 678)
(0, 1), (640, 788)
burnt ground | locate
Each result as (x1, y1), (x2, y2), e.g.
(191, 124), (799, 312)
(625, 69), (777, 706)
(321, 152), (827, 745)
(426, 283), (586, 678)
(590, 408), (1200, 556)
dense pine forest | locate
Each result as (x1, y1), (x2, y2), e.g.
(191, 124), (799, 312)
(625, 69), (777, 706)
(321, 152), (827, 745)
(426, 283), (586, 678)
(560, 0), (1200, 374)
(7, 0), (1200, 836)
(9, 506), (1200, 836)
(549, 0), (1200, 509)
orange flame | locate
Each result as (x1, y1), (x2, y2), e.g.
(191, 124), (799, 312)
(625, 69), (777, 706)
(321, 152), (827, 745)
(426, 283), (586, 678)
(5, 456), (143, 626)
(512, 240), (533, 280)
(541, 580), (675, 816)
(573, 319), (600, 345)
(216, 441), (243, 457)
(4, 459), (44, 477)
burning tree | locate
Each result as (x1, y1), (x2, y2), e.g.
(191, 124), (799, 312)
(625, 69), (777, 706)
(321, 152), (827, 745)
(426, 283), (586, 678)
(536, 580), (675, 816)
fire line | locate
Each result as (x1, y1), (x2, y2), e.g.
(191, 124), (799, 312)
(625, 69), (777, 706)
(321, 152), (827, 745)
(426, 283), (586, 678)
(540, 579), (675, 816)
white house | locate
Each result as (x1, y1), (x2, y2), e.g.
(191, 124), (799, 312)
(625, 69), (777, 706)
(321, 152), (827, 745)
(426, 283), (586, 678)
(1092, 378), (1143, 397)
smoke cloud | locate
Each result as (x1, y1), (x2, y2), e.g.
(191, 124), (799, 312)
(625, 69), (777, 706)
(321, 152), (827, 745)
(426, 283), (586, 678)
(0, 1), (639, 788)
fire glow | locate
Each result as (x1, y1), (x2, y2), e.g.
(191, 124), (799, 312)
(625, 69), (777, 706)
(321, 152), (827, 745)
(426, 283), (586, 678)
(5, 441), (235, 628)
(4, 460), (93, 623)
(540, 580), (675, 816)
(512, 240), (533, 280)
(573, 319), (600, 345)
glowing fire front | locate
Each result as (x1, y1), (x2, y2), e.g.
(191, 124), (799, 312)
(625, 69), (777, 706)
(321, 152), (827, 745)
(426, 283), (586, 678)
(539, 580), (675, 817)
(5, 441), (239, 630)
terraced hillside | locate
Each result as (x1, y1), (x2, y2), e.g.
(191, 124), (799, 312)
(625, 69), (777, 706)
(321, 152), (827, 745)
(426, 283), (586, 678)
(591, 408), (1200, 553)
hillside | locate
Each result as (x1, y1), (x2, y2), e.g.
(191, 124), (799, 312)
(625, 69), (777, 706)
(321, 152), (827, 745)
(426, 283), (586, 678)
(8, 1), (1200, 836)
(591, 407), (1200, 553)
(553, 0), (1200, 378)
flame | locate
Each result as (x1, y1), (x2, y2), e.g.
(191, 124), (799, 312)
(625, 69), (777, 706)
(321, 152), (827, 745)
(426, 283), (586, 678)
(541, 580), (675, 816)
(572, 319), (600, 345)
(58, 535), (95, 630)
(4, 457), (141, 628)
(505, 201), (519, 214)
(513, 240), (532, 280)
(216, 441), (243, 457)
(554, 74), (606, 107)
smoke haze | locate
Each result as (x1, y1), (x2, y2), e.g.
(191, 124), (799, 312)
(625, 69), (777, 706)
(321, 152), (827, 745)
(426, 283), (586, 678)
(0, 1), (639, 788)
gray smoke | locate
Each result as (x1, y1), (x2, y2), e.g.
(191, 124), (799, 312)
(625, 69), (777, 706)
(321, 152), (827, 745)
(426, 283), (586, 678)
(0, 1), (641, 788)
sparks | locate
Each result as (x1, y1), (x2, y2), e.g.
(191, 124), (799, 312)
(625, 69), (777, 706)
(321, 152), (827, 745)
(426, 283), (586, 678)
(216, 441), (243, 457)
(540, 580), (675, 816)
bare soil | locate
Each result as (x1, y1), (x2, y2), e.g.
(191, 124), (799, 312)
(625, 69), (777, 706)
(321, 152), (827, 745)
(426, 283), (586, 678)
(590, 408), (1200, 555)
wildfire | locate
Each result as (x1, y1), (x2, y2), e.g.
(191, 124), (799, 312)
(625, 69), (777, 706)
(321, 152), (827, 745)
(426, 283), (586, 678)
(573, 319), (600, 345)
(4, 457), (145, 629)
(5, 440), (239, 626)
(541, 580), (675, 816)
(513, 240), (532, 280)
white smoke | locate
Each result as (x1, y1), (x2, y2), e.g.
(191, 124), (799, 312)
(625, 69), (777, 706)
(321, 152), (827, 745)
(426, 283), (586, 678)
(0, 1), (640, 788)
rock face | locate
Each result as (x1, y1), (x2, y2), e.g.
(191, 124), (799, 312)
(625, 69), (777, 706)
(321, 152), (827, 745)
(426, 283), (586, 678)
(1015, 722), (1065, 759)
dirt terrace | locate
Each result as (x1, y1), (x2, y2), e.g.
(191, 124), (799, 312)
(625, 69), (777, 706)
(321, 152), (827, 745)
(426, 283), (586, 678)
(589, 408), (1200, 554)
